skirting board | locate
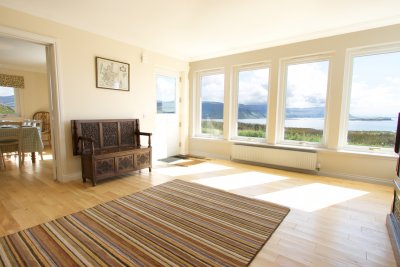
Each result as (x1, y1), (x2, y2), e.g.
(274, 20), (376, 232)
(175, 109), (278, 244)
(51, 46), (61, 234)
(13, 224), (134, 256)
(387, 214), (400, 266)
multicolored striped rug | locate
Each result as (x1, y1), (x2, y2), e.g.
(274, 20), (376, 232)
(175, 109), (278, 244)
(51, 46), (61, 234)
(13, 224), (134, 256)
(0, 179), (289, 266)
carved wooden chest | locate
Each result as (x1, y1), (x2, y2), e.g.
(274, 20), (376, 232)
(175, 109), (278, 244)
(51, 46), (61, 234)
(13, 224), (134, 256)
(71, 119), (152, 186)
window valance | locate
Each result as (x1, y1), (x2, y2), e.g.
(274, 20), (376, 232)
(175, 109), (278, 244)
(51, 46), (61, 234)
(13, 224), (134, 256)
(0, 74), (25, 89)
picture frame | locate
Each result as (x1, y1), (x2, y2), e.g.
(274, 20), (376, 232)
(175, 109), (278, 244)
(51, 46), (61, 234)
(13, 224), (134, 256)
(95, 57), (130, 91)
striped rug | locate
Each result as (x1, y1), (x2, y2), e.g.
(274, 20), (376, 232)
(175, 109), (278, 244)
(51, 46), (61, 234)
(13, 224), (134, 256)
(0, 179), (289, 266)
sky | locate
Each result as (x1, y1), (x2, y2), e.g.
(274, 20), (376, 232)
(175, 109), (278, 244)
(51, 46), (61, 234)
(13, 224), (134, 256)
(201, 73), (224, 102)
(0, 86), (14, 96)
(286, 60), (329, 109)
(238, 68), (269, 105)
(349, 51), (400, 117)
(156, 74), (176, 102)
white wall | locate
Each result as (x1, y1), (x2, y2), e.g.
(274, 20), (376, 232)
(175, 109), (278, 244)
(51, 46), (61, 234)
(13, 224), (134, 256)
(189, 24), (400, 184)
(0, 67), (49, 118)
(0, 6), (189, 181)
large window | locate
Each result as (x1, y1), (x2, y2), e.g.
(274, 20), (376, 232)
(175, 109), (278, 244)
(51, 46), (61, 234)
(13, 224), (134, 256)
(156, 74), (176, 114)
(0, 86), (18, 116)
(234, 66), (269, 140)
(282, 59), (330, 144)
(198, 71), (224, 137)
(346, 50), (400, 149)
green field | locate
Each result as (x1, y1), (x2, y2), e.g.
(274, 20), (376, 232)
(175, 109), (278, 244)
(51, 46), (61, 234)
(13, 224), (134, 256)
(202, 120), (396, 148)
(0, 104), (15, 114)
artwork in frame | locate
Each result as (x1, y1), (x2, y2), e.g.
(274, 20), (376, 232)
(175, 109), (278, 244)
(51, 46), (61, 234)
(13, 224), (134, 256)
(95, 57), (130, 91)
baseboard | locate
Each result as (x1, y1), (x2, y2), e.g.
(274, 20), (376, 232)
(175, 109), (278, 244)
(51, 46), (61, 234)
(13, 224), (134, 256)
(318, 171), (392, 185)
(59, 172), (81, 183)
(387, 214), (400, 265)
(189, 151), (230, 160)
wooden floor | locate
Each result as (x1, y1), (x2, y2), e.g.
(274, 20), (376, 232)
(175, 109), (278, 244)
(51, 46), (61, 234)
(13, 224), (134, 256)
(0, 151), (396, 266)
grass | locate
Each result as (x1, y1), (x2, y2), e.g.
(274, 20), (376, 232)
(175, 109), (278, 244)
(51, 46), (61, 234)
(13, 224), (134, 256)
(0, 104), (15, 114)
(201, 120), (396, 148)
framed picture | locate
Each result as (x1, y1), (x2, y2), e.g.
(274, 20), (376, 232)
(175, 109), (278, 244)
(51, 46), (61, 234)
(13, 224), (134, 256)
(95, 57), (130, 91)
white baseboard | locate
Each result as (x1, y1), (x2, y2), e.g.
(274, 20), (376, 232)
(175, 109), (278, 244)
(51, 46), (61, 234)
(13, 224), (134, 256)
(318, 171), (392, 185)
(59, 172), (81, 183)
(189, 150), (230, 160)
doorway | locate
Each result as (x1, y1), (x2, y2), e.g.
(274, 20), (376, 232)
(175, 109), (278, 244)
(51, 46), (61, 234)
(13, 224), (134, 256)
(153, 70), (181, 159)
(0, 27), (61, 180)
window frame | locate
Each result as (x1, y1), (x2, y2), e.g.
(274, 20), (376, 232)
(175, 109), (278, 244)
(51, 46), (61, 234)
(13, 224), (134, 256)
(341, 43), (400, 153)
(230, 62), (271, 143)
(0, 86), (21, 118)
(277, 54), (333, 148)
(194, 68), (225, 138)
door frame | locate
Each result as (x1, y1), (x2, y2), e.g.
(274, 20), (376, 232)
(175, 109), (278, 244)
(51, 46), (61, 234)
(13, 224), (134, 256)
(0, 26), (63, 181)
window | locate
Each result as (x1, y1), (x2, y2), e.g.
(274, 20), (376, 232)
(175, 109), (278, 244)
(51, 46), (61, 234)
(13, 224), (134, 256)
(281, 59), (330, 145)
(156, 74), (176, 114)
(346, 49), (400, 150)
(197, 71), (224, 137)
(0, 86), (18, 116)
(233, 65), (270, 140)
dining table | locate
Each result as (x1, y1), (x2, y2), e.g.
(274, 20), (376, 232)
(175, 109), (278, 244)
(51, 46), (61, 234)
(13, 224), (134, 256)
(0, 125), (44, 163)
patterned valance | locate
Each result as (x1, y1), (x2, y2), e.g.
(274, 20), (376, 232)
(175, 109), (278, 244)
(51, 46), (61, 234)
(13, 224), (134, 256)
(0, 74), (24, 89)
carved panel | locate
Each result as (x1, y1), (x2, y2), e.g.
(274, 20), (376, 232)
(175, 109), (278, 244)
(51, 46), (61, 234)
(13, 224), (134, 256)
(81, 123), (100, 150)
(117, 155), (134, 172)
(121, 121), (135, 146)
(135, 152), (150, 169)
(103, 122), (118, 147)
(95, 158), (114, 176)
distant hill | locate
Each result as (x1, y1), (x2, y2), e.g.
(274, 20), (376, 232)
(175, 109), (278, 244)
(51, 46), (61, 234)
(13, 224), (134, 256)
(199, 101), (391, 121)
(201, 102), (325, 119)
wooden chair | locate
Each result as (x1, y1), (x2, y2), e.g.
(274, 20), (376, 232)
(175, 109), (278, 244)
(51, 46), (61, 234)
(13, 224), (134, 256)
(0, 121), (23, 169)
(33, 111), (51, 148)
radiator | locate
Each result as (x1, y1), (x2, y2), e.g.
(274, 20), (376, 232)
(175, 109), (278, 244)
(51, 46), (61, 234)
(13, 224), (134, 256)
(231, 144), (317, 171)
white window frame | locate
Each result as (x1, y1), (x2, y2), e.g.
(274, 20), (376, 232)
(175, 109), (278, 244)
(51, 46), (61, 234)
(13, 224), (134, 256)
(194, 68), (225, 138)
(231, 62), (271, 143)
(0, 86), (21, 118)
(340, 42), (400, 153)
(277, 54), (333, 148)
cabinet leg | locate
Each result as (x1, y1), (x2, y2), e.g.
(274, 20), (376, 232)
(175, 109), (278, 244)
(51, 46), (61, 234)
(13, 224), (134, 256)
(149, 167), (152, 172)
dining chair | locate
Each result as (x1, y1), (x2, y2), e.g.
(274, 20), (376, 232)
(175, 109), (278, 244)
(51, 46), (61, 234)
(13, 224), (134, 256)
(32, 111), (51, 148)
(0, 121), (24, 169)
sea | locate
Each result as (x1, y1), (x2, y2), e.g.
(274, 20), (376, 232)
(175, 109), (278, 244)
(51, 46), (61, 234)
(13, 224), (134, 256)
(236, 117), (398, 132)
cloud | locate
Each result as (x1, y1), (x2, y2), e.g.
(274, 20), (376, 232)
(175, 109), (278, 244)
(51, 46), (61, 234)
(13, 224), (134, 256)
(238, 68), (269, 105)
(350, 75), (400, 117)
(201, 73), (224, 102)
(156, 75), (176, 102)
(0, 86), (14, 96)
(286, 61), (329, 108)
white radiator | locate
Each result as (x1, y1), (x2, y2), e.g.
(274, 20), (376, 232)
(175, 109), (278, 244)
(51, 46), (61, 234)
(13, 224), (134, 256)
(231, 144), (317, 171)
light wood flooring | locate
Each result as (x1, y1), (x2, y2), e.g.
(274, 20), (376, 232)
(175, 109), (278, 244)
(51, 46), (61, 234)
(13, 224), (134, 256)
(0, 152), (396, 266)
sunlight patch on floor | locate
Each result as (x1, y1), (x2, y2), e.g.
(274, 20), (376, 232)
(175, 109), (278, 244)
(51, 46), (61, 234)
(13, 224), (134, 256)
(255, 183), (369, 212)
(40, 152), (53, 161)
(194, 172), (288, 190)
(153, 162), (232, 177)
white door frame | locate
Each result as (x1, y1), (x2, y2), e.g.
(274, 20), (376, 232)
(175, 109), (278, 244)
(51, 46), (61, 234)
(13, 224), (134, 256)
(0, 26), (63, 181)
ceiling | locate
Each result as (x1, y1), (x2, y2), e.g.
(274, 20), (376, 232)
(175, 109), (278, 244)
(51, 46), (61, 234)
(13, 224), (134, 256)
(0, 0), (400, 65)
(0, 36), (46, 72)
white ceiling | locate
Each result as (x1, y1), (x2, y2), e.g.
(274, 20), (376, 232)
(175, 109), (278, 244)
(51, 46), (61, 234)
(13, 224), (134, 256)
(0, 0), (400, 62)
(0, 36), (46, 72)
